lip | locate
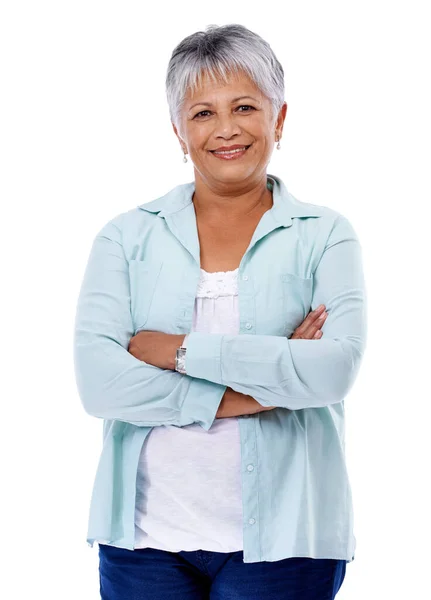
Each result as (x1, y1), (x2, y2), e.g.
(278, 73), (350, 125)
(209, 144), (252, 161)
(210, 144), (251, 152)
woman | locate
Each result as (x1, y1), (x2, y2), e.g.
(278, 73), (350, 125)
(73, 23), (367, 600)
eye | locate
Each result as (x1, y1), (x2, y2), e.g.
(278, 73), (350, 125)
(237, 105), (255, 112)
(193, 110), (211, 119)
(193, 105), (256, 119)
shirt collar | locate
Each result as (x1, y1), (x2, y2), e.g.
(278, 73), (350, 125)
(137, 173), (323, 226)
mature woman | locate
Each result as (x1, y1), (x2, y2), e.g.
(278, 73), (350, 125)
(73, 23), (367, 600)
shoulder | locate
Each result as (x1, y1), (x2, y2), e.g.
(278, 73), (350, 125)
(119, 181), (193, 229)
(284, 190), (362, 253)
(272, 174), (347, 229)
(287, 189), (356, 237)
(93, 204), (157, 249)
(286, 189), (342, 222)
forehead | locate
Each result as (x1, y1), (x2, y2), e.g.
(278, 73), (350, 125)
(185, 70), (263, 104)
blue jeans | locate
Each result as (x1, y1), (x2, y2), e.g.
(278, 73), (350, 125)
(98, 543), (347, 599)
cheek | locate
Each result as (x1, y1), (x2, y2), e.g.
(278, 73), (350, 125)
(187, 124), (211, 144)
(249, 121), (272, 142)
(190, 135), (209, 154)
(252, 134), (273, 154)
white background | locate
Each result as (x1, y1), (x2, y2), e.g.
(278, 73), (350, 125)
(1, 1), (430, 598)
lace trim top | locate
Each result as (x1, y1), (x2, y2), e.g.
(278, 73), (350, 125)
(196, 268), (239, 298)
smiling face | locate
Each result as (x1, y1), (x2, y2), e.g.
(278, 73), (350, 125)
(172, 70), (287, 190)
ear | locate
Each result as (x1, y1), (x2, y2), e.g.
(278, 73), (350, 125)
(172, 122), (186, 152)
(275, 102), (288, 137)
(172, 122), (184, 142)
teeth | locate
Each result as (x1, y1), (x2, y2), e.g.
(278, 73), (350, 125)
(214, 147), (247, 155)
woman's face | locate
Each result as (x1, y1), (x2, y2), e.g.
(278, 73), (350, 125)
(173, 70), (287, 189)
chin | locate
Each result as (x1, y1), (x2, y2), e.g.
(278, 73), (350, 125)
(213, 167), (256, 181)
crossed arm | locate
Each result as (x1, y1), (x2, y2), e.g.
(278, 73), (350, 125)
(73, 213), (366, 430)
(127, 304), (329, 372)
(127, 305), (331, 417)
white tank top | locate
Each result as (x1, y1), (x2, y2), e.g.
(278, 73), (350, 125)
(134, 268), (244, 552)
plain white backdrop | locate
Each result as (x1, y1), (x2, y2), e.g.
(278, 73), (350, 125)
(1, 1), (430, 598)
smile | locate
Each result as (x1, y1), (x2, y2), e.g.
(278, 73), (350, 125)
(210, 145), (251, 160)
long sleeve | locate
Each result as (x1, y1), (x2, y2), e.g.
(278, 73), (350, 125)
(184, 214), (367, 409)
(73, 216), (226, 431)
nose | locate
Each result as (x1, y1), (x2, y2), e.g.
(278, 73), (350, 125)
(213, 111), (242, 139)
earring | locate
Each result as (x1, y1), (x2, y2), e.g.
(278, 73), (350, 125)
(183, 150), (188, 163)
(276, 137), (281, 150)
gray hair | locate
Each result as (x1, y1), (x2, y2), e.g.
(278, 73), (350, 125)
(166, 24), (285, 135)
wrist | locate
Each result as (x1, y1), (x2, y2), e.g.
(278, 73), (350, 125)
(172, 334), (188, 372)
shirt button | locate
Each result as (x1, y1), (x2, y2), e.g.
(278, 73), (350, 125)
(247, 464), (254, 471)
(245, 323), (252, 329)
(248, 518), (256, 525)
(243, 275), (249, 281)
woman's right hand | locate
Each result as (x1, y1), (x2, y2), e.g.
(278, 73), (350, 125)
(290, 304), (328, 340)
(262, 304), (328, 409)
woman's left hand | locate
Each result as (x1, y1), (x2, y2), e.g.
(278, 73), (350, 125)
(128, 331), (185, 370)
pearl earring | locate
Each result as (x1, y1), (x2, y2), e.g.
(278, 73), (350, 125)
(276, 137), (281, 150)
(183, 150), (188, 163)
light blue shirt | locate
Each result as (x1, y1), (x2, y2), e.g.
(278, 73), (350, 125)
(73, 173), (367, 563)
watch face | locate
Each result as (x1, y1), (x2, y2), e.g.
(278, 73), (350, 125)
(175, 347), (186, 374)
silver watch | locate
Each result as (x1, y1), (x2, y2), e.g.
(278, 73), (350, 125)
(175, 334), (189, 374)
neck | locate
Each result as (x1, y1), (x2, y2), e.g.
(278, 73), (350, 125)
(192, 173), (273, 222)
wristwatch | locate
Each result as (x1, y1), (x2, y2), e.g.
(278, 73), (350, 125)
(175, 334), (189, 374)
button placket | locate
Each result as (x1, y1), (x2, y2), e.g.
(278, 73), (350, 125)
(238, 371), (261, 559)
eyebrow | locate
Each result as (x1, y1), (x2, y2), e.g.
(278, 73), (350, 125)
(188, 96), (259, 112)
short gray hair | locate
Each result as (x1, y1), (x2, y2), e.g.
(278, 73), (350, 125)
(166, 24), (285, 134)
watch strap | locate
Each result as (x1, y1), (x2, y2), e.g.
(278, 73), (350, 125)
(181, 333), (189, 349)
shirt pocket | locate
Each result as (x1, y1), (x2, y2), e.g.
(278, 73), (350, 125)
(280, 272), (314, 334)
(128, 259), (163, 334)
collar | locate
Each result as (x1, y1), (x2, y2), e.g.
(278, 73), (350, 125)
(137, 173), (323, 226)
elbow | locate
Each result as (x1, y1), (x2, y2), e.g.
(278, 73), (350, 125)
(75, 375), (106, 419)
(276, 335), (366, 408)
(302, 336), (365, 406)
(80, 393), (103, 419)
(329, 336), (365, 402)
(73, 349), (107, 419)
(73, 330), (126, 419)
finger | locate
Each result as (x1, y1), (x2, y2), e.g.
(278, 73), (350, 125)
(293, 305), (326, 336)
(291, 321), (324, 340)
(297, 311), (328, 339)
(305, 313), (327, 336)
